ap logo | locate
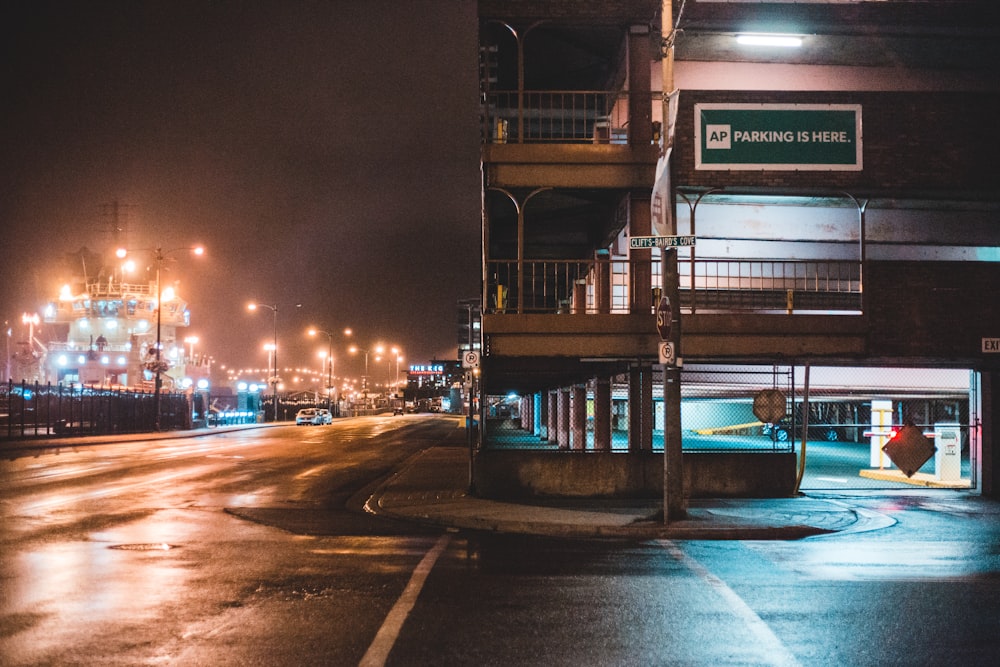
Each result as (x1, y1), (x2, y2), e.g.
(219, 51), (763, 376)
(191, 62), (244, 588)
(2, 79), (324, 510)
(705, 124), (731, 149)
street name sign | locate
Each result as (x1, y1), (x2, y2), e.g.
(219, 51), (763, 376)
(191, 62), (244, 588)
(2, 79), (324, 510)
(695, 103), (862, 171)
(629, 235), (696, 250)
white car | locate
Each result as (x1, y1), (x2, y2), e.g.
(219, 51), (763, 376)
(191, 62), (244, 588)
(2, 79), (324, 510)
(295, 408), (320, 426)
(315, 408), (333, 424)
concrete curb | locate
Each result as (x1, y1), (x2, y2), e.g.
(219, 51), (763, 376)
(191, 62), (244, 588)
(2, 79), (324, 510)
(0, 422), (283, 452)
(366, 447), (866, 540)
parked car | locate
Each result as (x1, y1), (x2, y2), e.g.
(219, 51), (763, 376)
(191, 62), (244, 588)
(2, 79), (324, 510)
(392, 405), (404, 415)
(315, 408), (333, 424)
(295, 408), (319, 426)
(764, 418), (850, 443)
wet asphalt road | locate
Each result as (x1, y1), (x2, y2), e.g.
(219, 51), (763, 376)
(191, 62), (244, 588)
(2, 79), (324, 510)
(2, 414), (999, 666)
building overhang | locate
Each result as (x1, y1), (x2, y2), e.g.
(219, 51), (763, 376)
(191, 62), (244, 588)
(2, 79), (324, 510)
(484, 144), (658, 189)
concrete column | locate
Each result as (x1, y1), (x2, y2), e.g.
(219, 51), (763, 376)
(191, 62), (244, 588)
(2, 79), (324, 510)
(547, 390), (558, 443)
(595, 249), (612, 314)
(628, 366), (642, 451)
(557, 387), (571, 449)
(520, 396), (532, 432)
(629, 193), (652, 314)
(983, 371), (996, 497)
(593, 376), (612, 451)
(628, 24), (653, 146)
(571, 384), (588, 450)
(629, 364), (653, 451)
(572, 278), (587, 313)
(534, 392), (544, 439)
(640, 366), (653, 451)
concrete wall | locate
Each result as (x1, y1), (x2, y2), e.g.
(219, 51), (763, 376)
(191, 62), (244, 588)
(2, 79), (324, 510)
(474, 450), (798, 499)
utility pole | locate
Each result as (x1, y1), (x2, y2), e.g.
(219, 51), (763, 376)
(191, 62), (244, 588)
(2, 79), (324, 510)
(660, 0), (686, 521)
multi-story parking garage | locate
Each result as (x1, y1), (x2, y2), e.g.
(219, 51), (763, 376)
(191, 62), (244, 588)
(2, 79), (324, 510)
(473, 1), (999, 503)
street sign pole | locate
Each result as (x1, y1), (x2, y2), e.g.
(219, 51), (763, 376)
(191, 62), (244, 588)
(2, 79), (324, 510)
(660, 0), (685, 522)
(662, 246), (686, 521)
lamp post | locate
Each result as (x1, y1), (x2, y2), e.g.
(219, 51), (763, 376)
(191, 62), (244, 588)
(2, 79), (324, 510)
(21, 313), (39, 350)
(117, 244), (204, 430)
(308, 327), (351, 411)
(4, 320), (10, 384)
(390, 347), (403, 387)
(184, 335), (199, 364)
(349, 343), (382, 406)
(248, 302), (279, 422)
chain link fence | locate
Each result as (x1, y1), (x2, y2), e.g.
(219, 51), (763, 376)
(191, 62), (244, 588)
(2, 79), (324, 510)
(481, 364), (977, 490)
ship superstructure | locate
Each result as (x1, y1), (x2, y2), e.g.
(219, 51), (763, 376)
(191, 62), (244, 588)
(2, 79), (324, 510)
(40, 251), (193, 390)
(25, 204), (205, 390)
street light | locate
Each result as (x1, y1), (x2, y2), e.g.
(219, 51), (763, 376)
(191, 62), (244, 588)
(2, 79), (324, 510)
(349, 343), (383, 405)
(21, 312), (39, 348)
(308, 327), (352, 411)
(117, 244), (204, 430)
(391, 347), (403, 387)
(184, 335), (199, 363)
(248, 302), (279, 422)
(4, 320), (11, 384)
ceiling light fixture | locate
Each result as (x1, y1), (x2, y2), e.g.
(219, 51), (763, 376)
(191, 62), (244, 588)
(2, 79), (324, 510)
(736, 34), (803, 48)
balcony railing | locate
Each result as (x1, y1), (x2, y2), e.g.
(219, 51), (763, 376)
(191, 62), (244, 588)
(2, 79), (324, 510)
(485, 258), (862, 315)
(483, 90), (657, 144)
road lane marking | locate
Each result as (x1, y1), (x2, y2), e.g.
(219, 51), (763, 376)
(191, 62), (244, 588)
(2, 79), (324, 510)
(659, 540), (802, 667)
(359, 534), (451, 667)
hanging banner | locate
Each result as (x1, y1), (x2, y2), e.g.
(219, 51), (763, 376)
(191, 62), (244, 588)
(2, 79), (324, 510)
(651, 90), (680, 237)
(695, 103), (862, 171)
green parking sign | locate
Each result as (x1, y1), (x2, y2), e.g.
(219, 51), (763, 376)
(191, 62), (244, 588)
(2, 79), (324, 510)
(695, 103), (862, 171)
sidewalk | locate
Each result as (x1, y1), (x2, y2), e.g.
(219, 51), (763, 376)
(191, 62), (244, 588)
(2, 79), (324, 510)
(369, 447), (888, 540)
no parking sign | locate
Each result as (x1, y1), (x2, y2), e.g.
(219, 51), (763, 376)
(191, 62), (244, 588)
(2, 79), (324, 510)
(462, 351), (480, 368)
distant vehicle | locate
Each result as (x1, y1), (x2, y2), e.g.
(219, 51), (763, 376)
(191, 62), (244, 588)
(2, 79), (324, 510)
(393, 405), (404, 415)
(315, 408), (333, 424)
(295, 408), (320, 426)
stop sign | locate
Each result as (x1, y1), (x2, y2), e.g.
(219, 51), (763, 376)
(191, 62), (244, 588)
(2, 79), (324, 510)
(655, 296), (672, 340)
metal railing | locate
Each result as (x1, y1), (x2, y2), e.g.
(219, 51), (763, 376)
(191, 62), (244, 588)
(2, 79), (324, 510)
(483, 90), (657, 144)
(486, 258), (862, 315)
(0, 380), (266, 440)
(685, 259), (862, 313)
(0, 380), (189, 439)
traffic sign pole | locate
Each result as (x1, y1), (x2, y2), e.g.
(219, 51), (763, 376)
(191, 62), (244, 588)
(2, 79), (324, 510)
(660, 0), (685, 522)
(662, 246), (685, 521)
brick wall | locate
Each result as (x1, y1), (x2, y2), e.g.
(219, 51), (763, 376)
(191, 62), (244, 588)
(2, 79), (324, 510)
(866, 261), (1000, 367)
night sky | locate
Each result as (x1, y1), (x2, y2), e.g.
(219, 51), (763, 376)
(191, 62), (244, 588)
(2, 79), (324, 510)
(1, 0), (481, 381)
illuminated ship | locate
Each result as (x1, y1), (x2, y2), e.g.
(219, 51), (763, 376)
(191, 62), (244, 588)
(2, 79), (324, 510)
(36, 244), (202, 391)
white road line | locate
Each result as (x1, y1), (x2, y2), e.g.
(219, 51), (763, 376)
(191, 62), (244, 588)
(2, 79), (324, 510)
(359, 534), (451, 667)
(659, 540), (802, 667)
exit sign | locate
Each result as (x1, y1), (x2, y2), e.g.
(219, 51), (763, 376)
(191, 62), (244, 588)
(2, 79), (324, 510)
(983, 338), (1000, 353)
